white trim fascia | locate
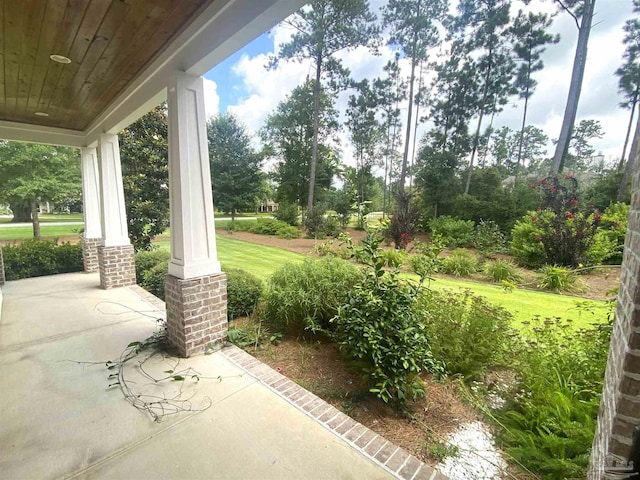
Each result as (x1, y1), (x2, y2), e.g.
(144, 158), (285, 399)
(0, 120), (86, 147)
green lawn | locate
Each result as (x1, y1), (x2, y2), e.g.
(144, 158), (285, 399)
(0, 224), (82, 241)
(426, 275), (608, 329)
(0, 213), (83, 224)
(153, 234), (303, 280)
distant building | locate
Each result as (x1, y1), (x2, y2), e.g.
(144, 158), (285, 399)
(257, 200), (279, 213)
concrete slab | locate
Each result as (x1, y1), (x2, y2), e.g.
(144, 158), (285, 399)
(0, 273), (397, 480)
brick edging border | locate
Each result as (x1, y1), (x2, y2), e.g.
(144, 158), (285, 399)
(221, 344), (447, 480)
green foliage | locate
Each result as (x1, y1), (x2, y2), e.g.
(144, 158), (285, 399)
(510, 212), (546, 267)
(537, 266), (584, 293)
(482, 259), (522, 283)
(304, 204), (328, 238)
(0, 141), (81, 230)
(332, 232), (444, 405)
(226, 268), (263, 320)
(381, 248), (408, 268)
(588, 202), (629, 265)
(263, 257), (362, 334)
(410, 239), (444, 282)
(494, 317), (612, 479)
(262, 80), (340, 209)
(273, 202), (299, 226)
(472, 219), (505, 255)
(230, 219), (301, 239)
(140, 262), (169, 300)
(418, 289), (515, 379)
(208, 114), (264, 219)
(120, 104), (170, 251)
(440, 249), (479, 277)
(135, 250), (171, 283)
(429, 216), (474, 248)
(2, 239), (83, 280)
(227, 320), (269, 348)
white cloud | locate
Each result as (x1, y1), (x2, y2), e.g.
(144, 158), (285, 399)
(223, 0), (634, 171)
(203, 78), (220, 119)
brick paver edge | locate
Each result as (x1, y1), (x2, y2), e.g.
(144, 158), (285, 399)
(221, 344), (447, 480)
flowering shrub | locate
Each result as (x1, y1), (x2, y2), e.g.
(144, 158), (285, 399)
(511, 176), (601, 267)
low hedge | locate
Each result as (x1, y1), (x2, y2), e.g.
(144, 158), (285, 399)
(2, 239), (83, 281)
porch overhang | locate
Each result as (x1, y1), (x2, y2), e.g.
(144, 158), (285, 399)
(0, 0), (306, 147)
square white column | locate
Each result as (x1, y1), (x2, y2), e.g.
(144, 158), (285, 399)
(80, 147), (102, 239)
(98, 133), (130, 247)
(167, 72), (220, 279)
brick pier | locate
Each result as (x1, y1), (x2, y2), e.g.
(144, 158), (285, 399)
(82, 237), (100, 273)
(98, 244), (135, 289)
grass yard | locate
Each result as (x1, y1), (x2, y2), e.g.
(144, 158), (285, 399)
(426, 275), (609, 329)
(153, 234), (304, 280)
(0, 224), (82, 241)
(0, 213), (83, 224)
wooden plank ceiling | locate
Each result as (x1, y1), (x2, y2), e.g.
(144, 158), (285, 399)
(0, 0), (215, 131)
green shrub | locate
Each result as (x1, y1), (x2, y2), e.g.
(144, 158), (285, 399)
(537, 265), (585, 293)
(332, 232), (444, 405)
(3, 239), (83, 280)
(273, 202), (299, 226)
(440, 249), (479, 277)
(263, 257), (362, 334)
(587, 202), (628, 265)
(494, 317), (611, 479)
(243, 219), (300, 238)
(510, 212), (548, 268)
(483, 259), (522, 283)
(304, 204), (328, 238)
(429, 216), (474, 248)
(139, 261), (168, 299)
(226, 268), (263, 320)
(472, 219), (505, 255)
(135, 249), (171, 283)
(418, 289), (515, 379)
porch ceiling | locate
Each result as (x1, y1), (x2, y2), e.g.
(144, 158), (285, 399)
(0, 0), (307, 147)
(1, 0), (215, 131)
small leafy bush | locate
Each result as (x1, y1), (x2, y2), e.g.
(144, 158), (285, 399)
(248, 219), (299, 237)
(537, 265), (585, 293)
(510, 212), (547, 268)
(3, 239), (83, 280)
(440, 249), (479, 277)
(332, 232), (444, 405)
(304, 204), (328, 238)
(263, 257), (362, 334)
(135, 249), (171, 283)
(472, 219), (505, 255)
(226, 268), (263, 320)
(139, 261), (169, 299)
(418, 289), (515, 379)
(429, 216), (474, 248)
(587, 202), (628, 265)
(483, 259), (522, 283)
(273, 202), (299, 226)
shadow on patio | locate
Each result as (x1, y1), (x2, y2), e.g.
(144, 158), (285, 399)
(0, 273), (444, 480)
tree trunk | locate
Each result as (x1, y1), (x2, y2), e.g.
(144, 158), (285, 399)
(10, 202), (31, 222)
(550, 0), (596, 174)
(30, 195), (40, 239)
(464, 110), (485, 194)
(619, 112), (640, 201)
(618, 93), (638, 170)
(515, 89), (530, 183)
(400, 56), (417, 194)
(307, 54), (323, 211)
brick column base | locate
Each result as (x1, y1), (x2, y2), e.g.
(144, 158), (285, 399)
(165, 273), (227, 357)
(82, 237), (100, 273)
(0, 247), (5, 286)
(98, 244), (135, 289)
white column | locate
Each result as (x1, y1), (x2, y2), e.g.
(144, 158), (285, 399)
(98, 134), (130, 247)
(167, 72), (220, 279)
(80, 147), (102, 239)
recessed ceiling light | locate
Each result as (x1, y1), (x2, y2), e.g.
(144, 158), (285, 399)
(49, 54), (71, 64)
(35, 112), (49, 117)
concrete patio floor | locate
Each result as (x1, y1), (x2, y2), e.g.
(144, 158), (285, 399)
(0, 272), (445, 480)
